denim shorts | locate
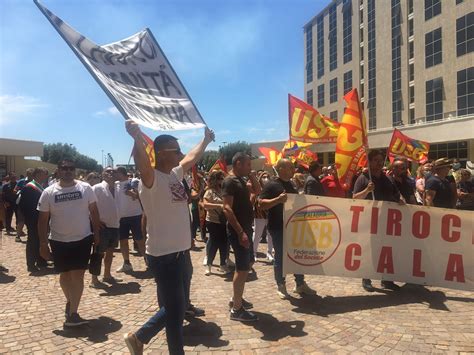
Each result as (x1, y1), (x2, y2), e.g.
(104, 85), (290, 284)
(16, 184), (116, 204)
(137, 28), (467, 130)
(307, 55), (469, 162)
(119, 215), (143, 241)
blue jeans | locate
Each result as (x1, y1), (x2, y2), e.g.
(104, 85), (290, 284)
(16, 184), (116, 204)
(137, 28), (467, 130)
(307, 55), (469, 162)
(269, 229), (304, 286)
(183, 250), (193, 309)
(135, 252), (186, 355)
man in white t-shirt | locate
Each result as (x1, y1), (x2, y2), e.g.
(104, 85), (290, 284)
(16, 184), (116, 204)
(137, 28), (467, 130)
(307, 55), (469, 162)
(91, 167), (120, 287)
(123, 120), (214, 355)
(115, 166), (144, 273)
(38, 159), (100, 327)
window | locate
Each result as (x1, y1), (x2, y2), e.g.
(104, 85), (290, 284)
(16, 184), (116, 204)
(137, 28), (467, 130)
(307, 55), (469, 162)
(330, 78), (338, 103)
(368, 0), (377, 129)
(409, 41), (414, 59)
(409, 18), (414, 37)
(360, 82), (365, 98)
(425, 0), (441, 21)
(360, 45), (364, 61)
(457, 67), (474, 116)
(360, 8), (364, 25)
(425, 28), (442, 68)
(408, 0), (414, 14)
(327, 152), (335, 164)
(343, 0), (353, 64)
(409, 108), (415, 124)
(360, 27), (364, 43)
(306, 89), (314, 106)
(360, 64), (364, 79)
(392, 0), (403, 126)
(344, 70), (353, 94)
(306, 27), (313, 83)
(329, 4), (338, 71)
(317, 16), (325, 78)
(456, 12), (474, 57)
(317, 84), (325, 108)
(410, 86), (415, 104)
(426, 77), (444, 121)
(456, 0), (463, 4)
(409, 63), (414, 82)
(330, 111), (338, 121)
(429, 141), (468, 161)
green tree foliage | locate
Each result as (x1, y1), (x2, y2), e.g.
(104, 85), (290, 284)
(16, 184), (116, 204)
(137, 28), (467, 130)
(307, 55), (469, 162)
(42, 143), (101, 172)
(219, 141), (251, 165)
(198, 150), (220, 171)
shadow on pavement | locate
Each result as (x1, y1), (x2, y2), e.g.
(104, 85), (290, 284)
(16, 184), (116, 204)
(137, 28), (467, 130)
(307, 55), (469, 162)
(53, 316), (122, 342)
(99, 281), (141, 297)
(183, 317), (229, 348)
(247, 312), (307, 341)
(128, 269), (154, 279)
(288, 285), (452, 316)
(29, 267), (57, 277)
(0, 272), (16, 283)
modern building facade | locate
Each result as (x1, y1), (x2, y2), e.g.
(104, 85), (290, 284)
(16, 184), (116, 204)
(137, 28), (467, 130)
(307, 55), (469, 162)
(253, 0), (474, 166)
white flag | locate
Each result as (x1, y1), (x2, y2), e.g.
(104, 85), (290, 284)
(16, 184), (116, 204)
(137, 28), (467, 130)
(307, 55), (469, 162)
(35, 0), (206, 131)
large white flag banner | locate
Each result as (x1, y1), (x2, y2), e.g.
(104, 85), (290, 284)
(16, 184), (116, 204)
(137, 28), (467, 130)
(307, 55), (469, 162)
(283, 194), (473, 291)
(35, 0), (206, 131)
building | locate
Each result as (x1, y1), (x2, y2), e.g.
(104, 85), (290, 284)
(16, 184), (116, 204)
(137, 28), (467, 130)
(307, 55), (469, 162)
(0, 138), (57, 178)
(252, 0), (474, 166)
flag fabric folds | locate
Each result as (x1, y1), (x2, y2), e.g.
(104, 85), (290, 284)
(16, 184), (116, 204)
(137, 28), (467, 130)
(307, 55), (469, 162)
(387, 129), (430, 163)
(259, 147), (282, 166)
(35, 0), (206, 131)
(335, 89), (368, 190)
(208, 157), (228, 174)
(288, 94), (340, 143)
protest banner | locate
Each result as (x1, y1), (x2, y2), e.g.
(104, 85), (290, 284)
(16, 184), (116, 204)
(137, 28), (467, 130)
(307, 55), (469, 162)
(283, 194), (473, 291)
(288, 94), (339, 143)
(35, 0), (206, 131)
(388, 129), (430, 163)
(335, 89), (369, 190)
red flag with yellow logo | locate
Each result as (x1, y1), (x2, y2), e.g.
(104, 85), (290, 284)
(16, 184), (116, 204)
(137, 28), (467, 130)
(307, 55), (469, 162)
(259, 147), (282, 166)
(130, 132), (156, 168)
(335, 89), (368, 190)
(387, 129), (430, 163)
(209, 157), (228, 174)
(288, 94), (339, 143)
(295, 148), (318, 169)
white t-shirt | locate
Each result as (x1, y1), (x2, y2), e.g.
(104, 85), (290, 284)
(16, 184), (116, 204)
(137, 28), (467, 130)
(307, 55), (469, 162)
(37, 181), (97, 242)
(139, 165), (191, 257)
(92, 181), (120, 228)
(116, 179), (143, 218)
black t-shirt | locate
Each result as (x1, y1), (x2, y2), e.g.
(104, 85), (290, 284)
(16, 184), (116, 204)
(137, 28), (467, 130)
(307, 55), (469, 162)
(18, 184), (43, 226)
(353, 172), (400, 202)
(2, 181), (17, 204)
(222, 175), (253, 232)
(260, 177), (297, 231)
(425, 175), (453, 208)
(390, 176), (416, 204)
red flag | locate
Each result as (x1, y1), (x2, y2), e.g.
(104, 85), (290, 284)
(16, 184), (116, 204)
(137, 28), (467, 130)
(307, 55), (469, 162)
(259, 147), (282, 166)
(130, 132), (156, 168)
(335, 89), (369, 190)
(288, 94), (340, 143)
(387, 129), (430, 163)
(209, 157), (228, 174)
(295, 149), (318, 169)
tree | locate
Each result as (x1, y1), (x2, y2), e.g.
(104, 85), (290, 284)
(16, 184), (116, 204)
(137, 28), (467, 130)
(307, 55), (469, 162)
(198, 150), (220, 171)
(42, 143), (101, 172)
(219, 141), (252, 165)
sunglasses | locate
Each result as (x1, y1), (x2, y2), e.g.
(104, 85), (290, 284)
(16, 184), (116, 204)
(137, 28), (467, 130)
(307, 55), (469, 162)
(60, 166), (75, 171)
(160, 148), (182, 155)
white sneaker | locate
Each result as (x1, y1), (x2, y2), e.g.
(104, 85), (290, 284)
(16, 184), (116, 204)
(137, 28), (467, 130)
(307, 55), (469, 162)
(218, 265), (232, 274)
(277, 283), (289, 299)
(205, 265), (211, 276)
(293, 281), (317, 295)
(266, 253), (274, 262)
(226, 258), (235, 267)
(116, 263), (133, 273)
(202, 256), (208, 266)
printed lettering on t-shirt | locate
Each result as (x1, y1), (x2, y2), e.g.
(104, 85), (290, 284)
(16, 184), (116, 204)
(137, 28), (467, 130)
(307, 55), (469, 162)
(54, 191), (83, 203)
(170, 181), (188, 202)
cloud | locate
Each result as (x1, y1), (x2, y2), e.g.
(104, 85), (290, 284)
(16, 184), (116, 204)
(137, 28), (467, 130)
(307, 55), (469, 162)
(0, 95), (48, 125)
(94, 106), (120, 117)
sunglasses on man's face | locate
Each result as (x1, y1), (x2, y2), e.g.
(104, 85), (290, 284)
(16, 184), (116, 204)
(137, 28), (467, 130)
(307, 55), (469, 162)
(160, 148), (182, 155)
(60, 166), (75, 171)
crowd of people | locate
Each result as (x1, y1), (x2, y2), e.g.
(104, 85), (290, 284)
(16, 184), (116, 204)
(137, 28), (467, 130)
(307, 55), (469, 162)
(1, 122), (473, 354)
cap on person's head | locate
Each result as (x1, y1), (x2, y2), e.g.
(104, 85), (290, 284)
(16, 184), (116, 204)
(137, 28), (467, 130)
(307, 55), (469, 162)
(308, 161), (321, 174)
(232, 152), (250, 166)
(433, 157), (453, 170)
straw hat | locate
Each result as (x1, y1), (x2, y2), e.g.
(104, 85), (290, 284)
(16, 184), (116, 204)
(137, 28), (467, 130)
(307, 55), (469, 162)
(433, 157), (453, 170)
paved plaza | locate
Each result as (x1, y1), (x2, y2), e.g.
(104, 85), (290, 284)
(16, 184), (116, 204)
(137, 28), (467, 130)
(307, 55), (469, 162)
(0, 231), (473, 354)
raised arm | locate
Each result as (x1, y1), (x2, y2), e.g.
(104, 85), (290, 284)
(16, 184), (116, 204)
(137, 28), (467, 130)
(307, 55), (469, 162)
(125, 120), (154, 188)
(179, 127), (215, 173)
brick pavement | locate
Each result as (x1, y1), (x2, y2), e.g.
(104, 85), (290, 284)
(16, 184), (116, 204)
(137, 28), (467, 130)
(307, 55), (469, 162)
(0, 231), (473, 354)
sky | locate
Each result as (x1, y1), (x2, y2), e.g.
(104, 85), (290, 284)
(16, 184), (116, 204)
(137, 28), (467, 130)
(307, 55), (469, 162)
(0, 0), (326, 165)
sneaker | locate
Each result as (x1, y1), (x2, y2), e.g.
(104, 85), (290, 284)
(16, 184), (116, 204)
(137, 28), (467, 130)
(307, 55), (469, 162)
(116, 263), (133, 273)
(202, 256), (208, 266)
(362, 279), (375, 292)
(381, 280), (401, 290)
(230, 307), (258, 322)
(293, 282), (317, 296)
(277, 283), (290, 299)
(185, 304), (205, 317)
(204, 265), (211, 276)
(64, 313), (88, 327)
(89, 280), (106, 289)
(17, 231), (26, 237)
(124, 332), (143, 355)
(15, 236), (21, 242)
(27, 266), (41, 273)
(266, 253), (274, 263)
(218, 265), (232, 274)
(226, 258), (235, 268)
(228, 298), (253, 310)
(103, 276), (122, 284)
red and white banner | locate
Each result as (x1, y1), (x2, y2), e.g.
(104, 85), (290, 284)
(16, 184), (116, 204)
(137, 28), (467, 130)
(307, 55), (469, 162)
(283, 194), (473, 291)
